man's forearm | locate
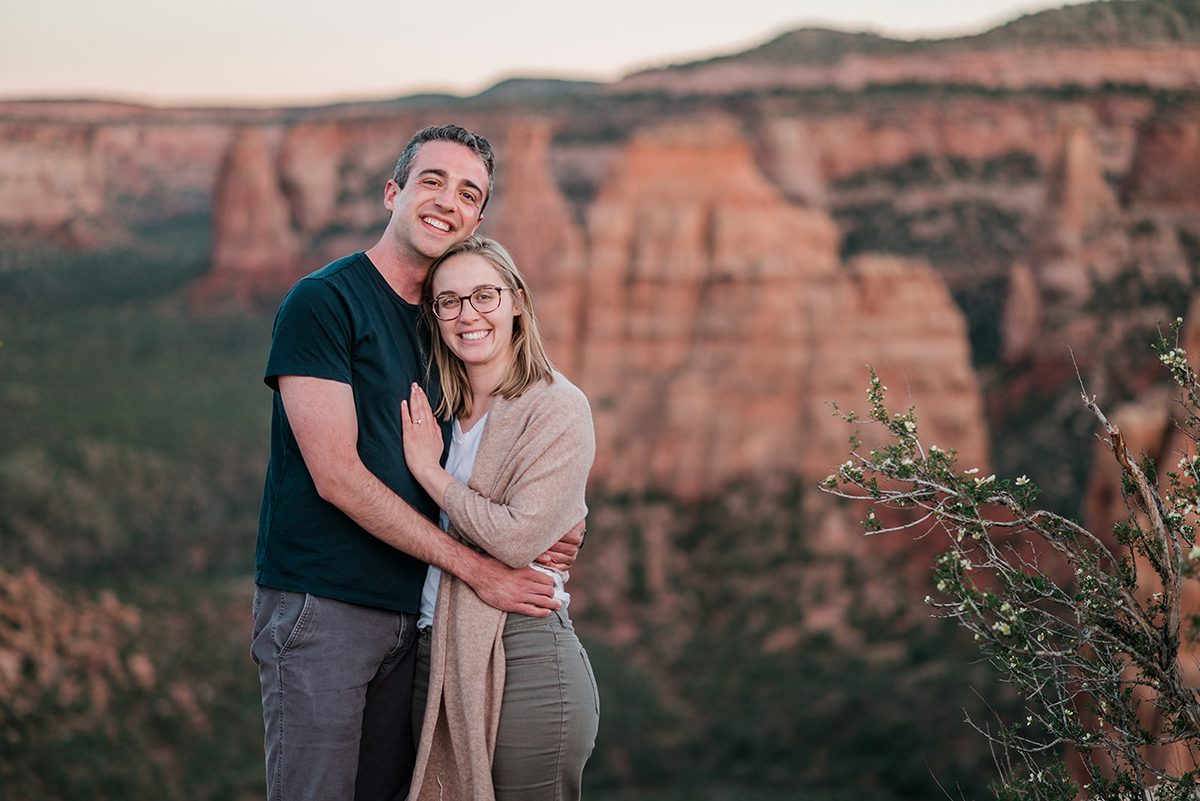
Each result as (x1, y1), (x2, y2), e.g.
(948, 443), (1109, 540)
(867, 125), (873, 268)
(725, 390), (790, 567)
(326, 465), (556, 614)
(319, 459), (486, 580)
(277, 374), (507, 596)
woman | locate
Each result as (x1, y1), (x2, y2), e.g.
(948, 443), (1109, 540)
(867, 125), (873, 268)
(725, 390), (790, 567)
(400, 235), (599, 801)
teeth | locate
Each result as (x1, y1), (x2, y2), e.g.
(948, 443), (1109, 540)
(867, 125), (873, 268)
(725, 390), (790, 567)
(423, 217), (450, 231)
(461, 331), (488, 341)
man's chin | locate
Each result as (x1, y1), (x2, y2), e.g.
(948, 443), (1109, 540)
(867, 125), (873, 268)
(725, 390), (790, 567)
(421, 237), (465, 261)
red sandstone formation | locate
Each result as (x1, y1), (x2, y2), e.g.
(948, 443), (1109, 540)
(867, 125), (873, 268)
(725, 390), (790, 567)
(3, 6), (1198, 518)
(999, 108), (1200, 379)
(180, 106), (996, 500)
(0, 122), (108, 245)
(1124, 110), (1200, 208)
(576, 118), (839, 497)
(573, 119), (987, 497)
(1029, 120), (1125, 304)
(192, 126), (302, 303)
(1002, 263), (1042, 363)
(0, 115), (231, 247)
(476, 120), (588, 371)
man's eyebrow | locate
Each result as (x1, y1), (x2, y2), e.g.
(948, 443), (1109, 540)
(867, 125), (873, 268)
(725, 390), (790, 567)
(416, 169), (484, 200)
(461, 178), (485, 198)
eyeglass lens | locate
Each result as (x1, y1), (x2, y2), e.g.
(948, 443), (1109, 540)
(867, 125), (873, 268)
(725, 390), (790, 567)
(434, 287), (503, 319)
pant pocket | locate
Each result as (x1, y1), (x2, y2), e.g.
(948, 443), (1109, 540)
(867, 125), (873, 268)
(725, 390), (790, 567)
(274, 590), (317, 658)
(579, 645), (600, 715)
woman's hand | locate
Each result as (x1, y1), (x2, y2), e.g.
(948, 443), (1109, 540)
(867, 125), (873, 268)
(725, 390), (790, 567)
(401, 383), (446, 489)
(534, 520), (586, 574)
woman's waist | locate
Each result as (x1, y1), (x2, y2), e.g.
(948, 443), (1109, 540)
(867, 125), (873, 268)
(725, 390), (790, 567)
(503, 606), (575, 634)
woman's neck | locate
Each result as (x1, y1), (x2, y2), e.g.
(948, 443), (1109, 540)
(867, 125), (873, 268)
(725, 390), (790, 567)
(462, 353), (513, 428)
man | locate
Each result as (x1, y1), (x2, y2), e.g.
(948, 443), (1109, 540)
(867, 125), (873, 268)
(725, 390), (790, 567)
(251, 124), (581, 801)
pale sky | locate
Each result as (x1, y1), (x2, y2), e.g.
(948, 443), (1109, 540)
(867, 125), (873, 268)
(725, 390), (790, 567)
(0, 0), (1090, 107)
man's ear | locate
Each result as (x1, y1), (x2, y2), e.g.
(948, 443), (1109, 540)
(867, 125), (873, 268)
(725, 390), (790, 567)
(383, 179), (399, 211)
(469, 213), (485, 234)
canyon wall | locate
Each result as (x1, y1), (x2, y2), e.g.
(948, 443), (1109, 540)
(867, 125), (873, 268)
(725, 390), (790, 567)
(183, 107), (991, 498)
(6, 11), (1200, 521)
(0, 110), (234, 247)
(8, 39), (1200, 507)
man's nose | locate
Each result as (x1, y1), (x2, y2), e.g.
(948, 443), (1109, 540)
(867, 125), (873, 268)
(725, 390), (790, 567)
(434, 184), (457, 209)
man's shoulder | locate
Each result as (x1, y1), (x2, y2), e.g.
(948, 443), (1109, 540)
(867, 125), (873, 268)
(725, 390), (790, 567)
(299, 252), (368, 286)
(278, 253), (372, 311)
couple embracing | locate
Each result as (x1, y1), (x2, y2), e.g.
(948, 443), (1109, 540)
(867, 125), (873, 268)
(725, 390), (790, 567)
(251, 124), (599, 801)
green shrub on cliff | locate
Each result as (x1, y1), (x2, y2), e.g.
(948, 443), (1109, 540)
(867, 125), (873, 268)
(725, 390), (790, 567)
(823, 321), (1200, 799)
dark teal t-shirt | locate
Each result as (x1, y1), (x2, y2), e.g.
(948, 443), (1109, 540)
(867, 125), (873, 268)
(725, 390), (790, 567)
(256, 252), (447, 613)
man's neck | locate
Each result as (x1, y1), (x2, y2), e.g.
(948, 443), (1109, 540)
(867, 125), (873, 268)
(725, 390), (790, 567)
(364, 241), (431, 304)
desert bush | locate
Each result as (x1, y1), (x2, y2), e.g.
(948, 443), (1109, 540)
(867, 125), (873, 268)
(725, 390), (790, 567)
(822, 320), (1200, 799)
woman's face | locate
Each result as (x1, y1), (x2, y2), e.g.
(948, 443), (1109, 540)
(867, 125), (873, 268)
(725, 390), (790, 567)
(430, 252), (522, 374)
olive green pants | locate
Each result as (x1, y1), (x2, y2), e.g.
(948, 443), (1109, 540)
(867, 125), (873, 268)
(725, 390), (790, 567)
(413, 607), (600, 801)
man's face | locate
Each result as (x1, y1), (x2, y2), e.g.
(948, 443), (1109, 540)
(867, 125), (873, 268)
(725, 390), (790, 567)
(384, 140), (490, 262)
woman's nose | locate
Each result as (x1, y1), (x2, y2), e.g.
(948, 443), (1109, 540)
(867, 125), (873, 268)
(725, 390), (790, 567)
(458, 300), (481, 322)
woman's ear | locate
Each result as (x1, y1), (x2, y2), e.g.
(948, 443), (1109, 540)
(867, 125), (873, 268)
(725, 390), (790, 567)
(514, 287), (526, 316)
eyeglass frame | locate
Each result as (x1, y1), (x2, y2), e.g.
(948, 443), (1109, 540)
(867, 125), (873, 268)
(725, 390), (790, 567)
(430, 285), (509, 321)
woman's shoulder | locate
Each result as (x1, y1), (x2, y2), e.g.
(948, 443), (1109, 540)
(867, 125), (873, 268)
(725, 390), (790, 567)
(503, 371), (591, 420)
(539, 371), (591, 413)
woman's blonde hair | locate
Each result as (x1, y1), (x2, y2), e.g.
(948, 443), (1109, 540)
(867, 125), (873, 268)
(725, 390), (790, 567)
(423, 235), (555, 420)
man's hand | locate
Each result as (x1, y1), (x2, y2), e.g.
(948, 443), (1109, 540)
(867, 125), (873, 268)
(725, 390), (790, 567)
(534, 520), (586, 573)
(471, 557), (560, 617)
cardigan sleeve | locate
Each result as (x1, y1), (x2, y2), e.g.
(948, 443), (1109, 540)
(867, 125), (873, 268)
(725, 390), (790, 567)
(442, 385), (594, 568)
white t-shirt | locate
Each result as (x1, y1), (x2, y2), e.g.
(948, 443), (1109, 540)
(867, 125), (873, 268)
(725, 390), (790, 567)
(417, 413), (569, 629)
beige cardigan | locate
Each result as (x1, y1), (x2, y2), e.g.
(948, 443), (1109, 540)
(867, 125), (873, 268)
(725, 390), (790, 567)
(407, 372), (595, 801)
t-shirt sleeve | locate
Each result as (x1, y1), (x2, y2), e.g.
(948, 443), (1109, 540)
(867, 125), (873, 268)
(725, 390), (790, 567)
(264, 277), (353, 390)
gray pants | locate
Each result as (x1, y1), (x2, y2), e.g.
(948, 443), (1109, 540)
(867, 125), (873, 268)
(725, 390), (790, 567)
(251, 586), (420, 801)
(413, 608), (600, 801)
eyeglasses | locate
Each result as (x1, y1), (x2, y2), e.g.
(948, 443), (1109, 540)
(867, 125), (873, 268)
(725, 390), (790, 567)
(431, 286), (507, 320)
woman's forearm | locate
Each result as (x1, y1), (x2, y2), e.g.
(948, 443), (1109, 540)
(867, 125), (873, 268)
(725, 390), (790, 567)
(414, 463), (454, 508)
